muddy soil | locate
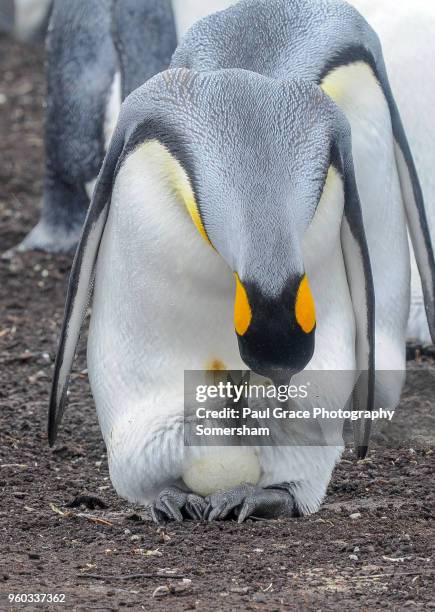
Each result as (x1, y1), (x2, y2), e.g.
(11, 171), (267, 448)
(0, 35), (434, 611)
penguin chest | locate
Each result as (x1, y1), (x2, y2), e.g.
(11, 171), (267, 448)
(90, 142), (243, 398)
(303, 168), (357, 371)
(322, 61), (410, 356)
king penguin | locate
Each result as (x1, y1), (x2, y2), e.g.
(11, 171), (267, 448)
(49, 0), (435, 522)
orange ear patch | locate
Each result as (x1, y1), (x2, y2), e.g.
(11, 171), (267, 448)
(234, 274), (252, 336)
(295, 275), (316, 334)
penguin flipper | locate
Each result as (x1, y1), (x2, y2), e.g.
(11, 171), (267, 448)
(48, 126), (125, 446)
(333, 129), (375, 460)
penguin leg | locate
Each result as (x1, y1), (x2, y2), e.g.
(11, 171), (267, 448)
(204, 483), (299, 523)
(15, 171), (89, 254)
(150, 486), (207, 524)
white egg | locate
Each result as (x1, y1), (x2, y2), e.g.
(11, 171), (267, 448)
(183, 447), (261, 497)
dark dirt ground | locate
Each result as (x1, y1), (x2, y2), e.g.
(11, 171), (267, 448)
(0, 35), (434, 612)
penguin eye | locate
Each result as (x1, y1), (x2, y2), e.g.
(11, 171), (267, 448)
(295, 275), (316, 333)
(234, 274), (252, 336)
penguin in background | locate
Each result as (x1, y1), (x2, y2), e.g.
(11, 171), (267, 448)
(348, 0), (435, 345)
(49, 0), (435, 522)
(10, 0), (176, 254)
(12, 0), (236, 254)
(0, 0), (52, 43)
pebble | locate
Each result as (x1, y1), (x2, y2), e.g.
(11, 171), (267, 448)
(349, 512), (362, 520)
(349, 554), (359, 561)
(253, 594), (268, 603)
(152, 586), (170, 598)
(230, 586), (250, 594)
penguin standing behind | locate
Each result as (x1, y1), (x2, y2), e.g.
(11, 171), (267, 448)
(13, 0), (236, 254)
(349, 0), (435, 345)
(13, 0), (176, 253)
(49, 0), (435, 522)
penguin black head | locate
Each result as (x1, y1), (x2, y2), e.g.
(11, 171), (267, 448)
(234, 273), (315, 377)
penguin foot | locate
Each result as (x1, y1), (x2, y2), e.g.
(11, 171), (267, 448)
(150, 487), (207, 524)
(204, 483), (299, 523)
(11, 219), (82, 255)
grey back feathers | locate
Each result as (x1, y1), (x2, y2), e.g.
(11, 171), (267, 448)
(172, 0), (376, 78)
(132, 72), (336, 292)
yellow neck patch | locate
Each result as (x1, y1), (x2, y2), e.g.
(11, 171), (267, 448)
(234, 273), (252, 336)
(143, 140), (212, 246)
(295, 275), (316, 334)
(168, 160), (212, 246)
(183, 192), (212, 246)
(320, 61), (376, 105)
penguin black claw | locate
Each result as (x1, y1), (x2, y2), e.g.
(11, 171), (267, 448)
(204, 483), (299, 523)
(150, 487), (207, 524)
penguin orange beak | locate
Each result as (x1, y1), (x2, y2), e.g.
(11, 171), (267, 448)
(233, 273), (316, 375)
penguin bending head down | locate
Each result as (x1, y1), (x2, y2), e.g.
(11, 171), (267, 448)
(49, 0), (434, 522)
